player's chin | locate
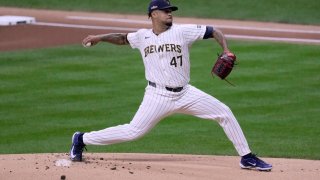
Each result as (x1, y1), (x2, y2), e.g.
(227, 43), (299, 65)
(165, 22), (173, 27)
(165, 18), (173, 27)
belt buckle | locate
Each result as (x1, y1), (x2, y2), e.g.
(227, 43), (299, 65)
(165, 86), (183, 92)
(148, 81), (156, 88)
(149, 81), (183, 92)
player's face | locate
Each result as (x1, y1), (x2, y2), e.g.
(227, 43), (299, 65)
(152, 9), (173, 27)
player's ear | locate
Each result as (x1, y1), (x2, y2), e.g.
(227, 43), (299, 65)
(151, 11), (158, 18)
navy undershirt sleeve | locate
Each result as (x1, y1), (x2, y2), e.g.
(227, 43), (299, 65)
(203, 26), (214, 39)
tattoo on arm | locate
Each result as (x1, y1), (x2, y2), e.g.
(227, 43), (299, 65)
(100, 33), (129, 45)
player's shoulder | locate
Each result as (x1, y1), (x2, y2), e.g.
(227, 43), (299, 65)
(136, 28), (150, 33)
(168, 24), (195, 32)
(178, 24), (206, 30)
(134, 28), (152, 35)
(130, 28), (152, 37)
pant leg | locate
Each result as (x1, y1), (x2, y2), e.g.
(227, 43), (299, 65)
(83, 86), (174, 145)
(176, 85), (251, 156)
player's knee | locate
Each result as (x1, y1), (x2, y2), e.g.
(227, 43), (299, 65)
(221, 103), (232, 114)
(215, 103), (234, 122)
(126, 126), (147, 141)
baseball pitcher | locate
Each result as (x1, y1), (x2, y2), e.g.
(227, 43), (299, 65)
(70, 0), (272, 171)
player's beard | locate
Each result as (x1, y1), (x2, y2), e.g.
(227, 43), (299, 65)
(165, 17), (173, 27)
(165, 22), (173, 27)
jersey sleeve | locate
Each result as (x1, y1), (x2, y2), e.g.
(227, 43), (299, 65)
(181, 24), (207, 45)
(127, 29), (147, 49)
(127, 31), (140, 49)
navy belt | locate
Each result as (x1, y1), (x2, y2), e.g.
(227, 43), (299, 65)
(148, 81), (183, 92)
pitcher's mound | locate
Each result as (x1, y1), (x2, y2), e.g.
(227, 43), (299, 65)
(0, 153), (319, 180)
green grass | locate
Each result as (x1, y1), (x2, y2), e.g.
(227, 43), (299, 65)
(0, 0), (319, 25)
(0, 41), (319, 159)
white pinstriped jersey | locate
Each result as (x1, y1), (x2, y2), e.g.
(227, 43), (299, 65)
(127, 24), (207, 87)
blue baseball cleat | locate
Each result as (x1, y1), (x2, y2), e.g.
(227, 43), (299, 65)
(70, 132), (86, 161)
(240, 154), (272, 171)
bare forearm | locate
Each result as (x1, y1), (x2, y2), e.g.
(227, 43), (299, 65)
(82, 33), (128, 46)
(99, 33), (129, 45)
(213, 29), (230, 53)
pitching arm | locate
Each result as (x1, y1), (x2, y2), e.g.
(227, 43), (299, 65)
(82, 33), (129, 46)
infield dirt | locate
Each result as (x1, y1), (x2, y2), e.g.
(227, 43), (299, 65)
(1, 153), (320, 180)
(1, 7), (320, 51)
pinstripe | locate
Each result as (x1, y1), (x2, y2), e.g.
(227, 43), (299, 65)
(127, 24), (206, 87)
(84, 86), (174, 145)
(84, 84), (250, 155)
(175, 85), (250, 156)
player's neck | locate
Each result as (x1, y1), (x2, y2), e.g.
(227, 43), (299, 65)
(152, 23), (171, 35)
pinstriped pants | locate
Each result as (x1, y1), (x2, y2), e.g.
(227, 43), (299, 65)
(83, 84), (251, 156)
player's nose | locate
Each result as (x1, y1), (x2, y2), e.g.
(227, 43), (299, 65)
(164, 9), (172, 15)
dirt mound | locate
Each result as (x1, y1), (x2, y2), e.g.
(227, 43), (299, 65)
(0, 153), (319, 180)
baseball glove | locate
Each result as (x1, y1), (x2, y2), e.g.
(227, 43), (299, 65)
(211, 52), (237, 84)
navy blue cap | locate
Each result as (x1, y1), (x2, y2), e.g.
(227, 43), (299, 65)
(148, 0), (178, 15)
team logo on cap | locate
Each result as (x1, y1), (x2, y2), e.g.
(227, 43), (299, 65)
(151, 5), (158, 10)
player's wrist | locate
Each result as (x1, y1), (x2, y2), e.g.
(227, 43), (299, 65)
(223, 49), (231, 53)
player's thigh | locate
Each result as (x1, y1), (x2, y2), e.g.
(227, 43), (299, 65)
(177, 85), (231, 120)
(129, 87), (174, 130)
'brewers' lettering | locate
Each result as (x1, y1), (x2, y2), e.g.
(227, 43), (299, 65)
(144, 44), (182, 57)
